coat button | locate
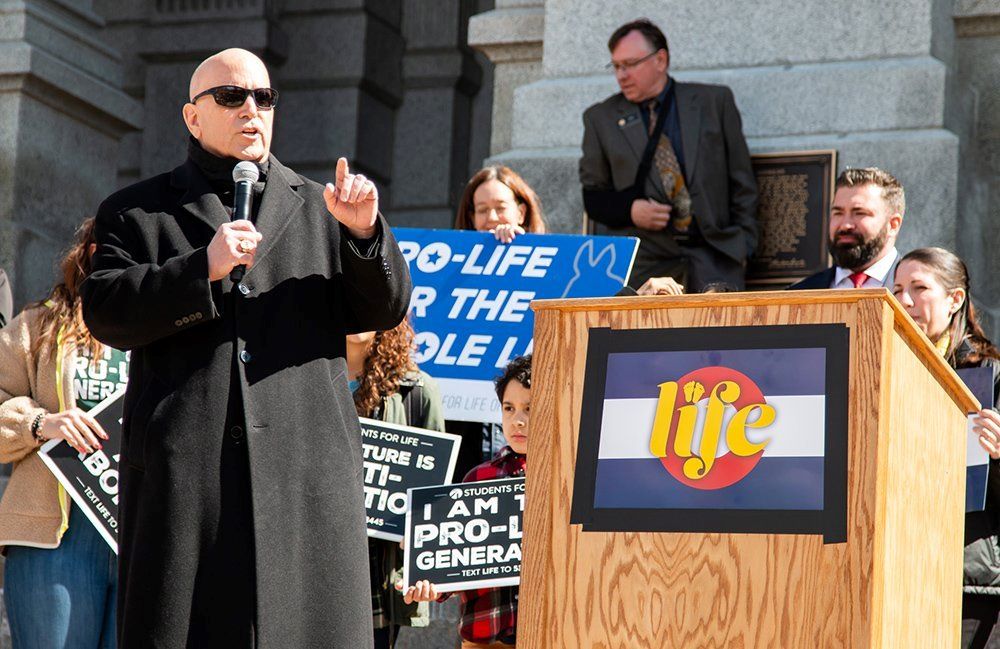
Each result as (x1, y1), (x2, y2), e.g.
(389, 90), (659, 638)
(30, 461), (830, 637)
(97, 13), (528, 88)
(239, 350), (252, 364)
(238, 283), (250, 296)
(229, 425), (244, 441)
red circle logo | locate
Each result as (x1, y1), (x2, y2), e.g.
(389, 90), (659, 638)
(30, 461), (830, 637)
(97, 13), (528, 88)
(659, 366), (769, 490)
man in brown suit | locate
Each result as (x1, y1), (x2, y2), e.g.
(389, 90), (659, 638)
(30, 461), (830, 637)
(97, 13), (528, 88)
(580, 18), (759, 291)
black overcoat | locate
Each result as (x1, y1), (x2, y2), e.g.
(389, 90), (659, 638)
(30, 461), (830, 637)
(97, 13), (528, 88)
(80, 156), (411, 648)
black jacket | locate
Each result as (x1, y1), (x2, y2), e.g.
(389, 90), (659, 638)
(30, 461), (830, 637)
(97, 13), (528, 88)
(81, 155), (411, 648)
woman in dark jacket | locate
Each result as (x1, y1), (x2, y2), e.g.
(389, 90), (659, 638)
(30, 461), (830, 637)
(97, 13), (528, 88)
(893, 247), (1000, 649)
(347, 319), (445, 649)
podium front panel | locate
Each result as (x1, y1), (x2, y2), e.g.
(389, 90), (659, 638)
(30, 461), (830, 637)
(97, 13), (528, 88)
(519, 293), (967, 649)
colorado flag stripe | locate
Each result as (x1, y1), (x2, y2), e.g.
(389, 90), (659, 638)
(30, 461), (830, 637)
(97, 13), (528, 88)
(592, 349), (828, 511)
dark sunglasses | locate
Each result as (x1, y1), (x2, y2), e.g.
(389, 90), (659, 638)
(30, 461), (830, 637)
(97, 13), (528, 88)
(190, 85), (279, 110)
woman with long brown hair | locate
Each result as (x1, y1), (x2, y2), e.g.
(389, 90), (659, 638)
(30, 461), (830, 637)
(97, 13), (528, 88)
(892, 247), (1000, 649)
(346, 319), (445, 649)
(454, 165), (545, 243)
(0, 217), (126, 648)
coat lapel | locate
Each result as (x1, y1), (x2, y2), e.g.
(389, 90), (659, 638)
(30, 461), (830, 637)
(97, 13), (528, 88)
(881, 251), (901, 288)
(169, 161), (231, 233)
(675, 82), (701, 183)
(246, 156), (305, 276)
(614, 95), (666, 198)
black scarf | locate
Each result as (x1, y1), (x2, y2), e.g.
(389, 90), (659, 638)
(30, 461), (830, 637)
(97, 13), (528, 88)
(186, 137), (268, 209)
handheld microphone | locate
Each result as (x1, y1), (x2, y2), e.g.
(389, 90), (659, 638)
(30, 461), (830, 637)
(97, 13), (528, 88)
(230, 161), (260, 283)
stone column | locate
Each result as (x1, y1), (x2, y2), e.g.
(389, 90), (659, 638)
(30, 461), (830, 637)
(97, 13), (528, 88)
(468, 0), (544, 157)
(269, 1), (403, 188)
(0, 0), (142, 307)
(387, 0), (487, 229)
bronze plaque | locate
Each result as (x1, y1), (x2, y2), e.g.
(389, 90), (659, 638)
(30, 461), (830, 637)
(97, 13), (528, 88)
(747, 150), (836, 287)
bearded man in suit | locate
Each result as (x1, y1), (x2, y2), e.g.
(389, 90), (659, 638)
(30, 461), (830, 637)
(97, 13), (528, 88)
(789, 167), (904, 290)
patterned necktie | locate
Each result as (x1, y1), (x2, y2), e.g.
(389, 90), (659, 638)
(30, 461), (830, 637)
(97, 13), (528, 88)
(647, 99), (693, 233)
(849, 272), (868, 288)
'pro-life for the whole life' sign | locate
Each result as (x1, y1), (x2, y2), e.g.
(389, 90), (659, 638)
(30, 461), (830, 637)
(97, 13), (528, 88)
(361, 418), (462, 542)
(403, 477), (525, 592)
(395, 229), (637, 424)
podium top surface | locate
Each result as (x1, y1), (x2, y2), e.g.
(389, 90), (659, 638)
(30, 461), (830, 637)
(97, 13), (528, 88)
(531, 288), (980, 413)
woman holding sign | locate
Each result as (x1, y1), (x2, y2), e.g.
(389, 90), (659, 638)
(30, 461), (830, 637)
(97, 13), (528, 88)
(0, 217), (125, 649)
(454, 165), (546, 245)
(347, 319), (445, 649)
(892, 247), (1000, 649)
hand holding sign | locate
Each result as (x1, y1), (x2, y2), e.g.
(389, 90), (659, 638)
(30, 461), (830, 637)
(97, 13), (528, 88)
(974, 408), (1000, 459)
(395, 579), (439, 604)
(490, 223), (525, 244)
(39, 389), (124, 553)
(324, 158), (378, 239)
(37, 408), (108, 454)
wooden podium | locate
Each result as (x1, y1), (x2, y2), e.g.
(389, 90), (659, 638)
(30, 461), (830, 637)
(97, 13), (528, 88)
(520, 289), (978, 648)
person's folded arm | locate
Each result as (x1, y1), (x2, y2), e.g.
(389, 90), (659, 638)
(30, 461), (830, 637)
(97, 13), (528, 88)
(580, 108), (638, 229)
(81, 206), (221, 351)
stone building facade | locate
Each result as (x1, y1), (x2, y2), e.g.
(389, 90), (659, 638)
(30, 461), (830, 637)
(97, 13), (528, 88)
(1, 0), (494, 309)
(471, 0), (1000, 334)
(5, 1), (1000, 646)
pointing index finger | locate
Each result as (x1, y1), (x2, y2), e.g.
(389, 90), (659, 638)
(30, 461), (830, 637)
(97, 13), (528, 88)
(336, 157), (348, 186)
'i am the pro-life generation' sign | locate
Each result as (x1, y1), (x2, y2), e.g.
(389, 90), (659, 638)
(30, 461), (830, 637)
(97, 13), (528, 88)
(39, 388), (124, 553)
(403, 477), (525, 592)
(395, 229), (637, 424)
(361, 418), (462, 542)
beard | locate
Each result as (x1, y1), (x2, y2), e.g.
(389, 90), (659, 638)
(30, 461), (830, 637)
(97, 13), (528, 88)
(828, 225), (890, 270)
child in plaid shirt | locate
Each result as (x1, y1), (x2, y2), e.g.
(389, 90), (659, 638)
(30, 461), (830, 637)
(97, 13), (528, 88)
(399, 355), (531, 648)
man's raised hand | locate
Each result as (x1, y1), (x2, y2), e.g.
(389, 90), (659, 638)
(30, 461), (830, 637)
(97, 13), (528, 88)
(207, 220), (262, 282)
(324, 158), (378, 239)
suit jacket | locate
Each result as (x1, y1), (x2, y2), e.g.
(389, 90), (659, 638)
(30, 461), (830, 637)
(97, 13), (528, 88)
(81, 156), (411, 649)
(788, 252), (900, 290)
(579, 81), (759, 281)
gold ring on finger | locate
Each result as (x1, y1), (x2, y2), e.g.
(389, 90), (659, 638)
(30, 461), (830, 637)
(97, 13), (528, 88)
(239, 239), (254, 253)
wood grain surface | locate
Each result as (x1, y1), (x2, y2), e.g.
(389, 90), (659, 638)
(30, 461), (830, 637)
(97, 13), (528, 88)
(518, 293), (967, 648)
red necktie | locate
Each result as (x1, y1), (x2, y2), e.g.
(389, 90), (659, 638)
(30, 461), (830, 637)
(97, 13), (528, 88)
(849, 272), (868, 288)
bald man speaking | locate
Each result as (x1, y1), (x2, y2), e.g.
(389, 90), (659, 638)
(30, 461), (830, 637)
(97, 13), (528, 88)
(81, 49), (410, 648)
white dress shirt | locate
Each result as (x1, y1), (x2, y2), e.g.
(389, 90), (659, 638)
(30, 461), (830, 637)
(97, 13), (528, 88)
(831, 248), (899, 289)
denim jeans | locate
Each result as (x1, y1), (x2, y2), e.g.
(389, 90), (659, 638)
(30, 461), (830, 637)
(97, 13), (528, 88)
(4, 504), (116, 649)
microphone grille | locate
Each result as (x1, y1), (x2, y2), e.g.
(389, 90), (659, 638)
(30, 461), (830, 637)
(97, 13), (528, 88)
(233, 161), (260, 184)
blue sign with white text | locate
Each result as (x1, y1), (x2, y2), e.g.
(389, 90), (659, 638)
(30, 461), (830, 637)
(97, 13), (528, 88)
(395, 229), (638, 423)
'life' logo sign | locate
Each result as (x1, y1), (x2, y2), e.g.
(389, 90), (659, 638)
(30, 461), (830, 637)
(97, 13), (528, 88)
(649, 366), (776, 490)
